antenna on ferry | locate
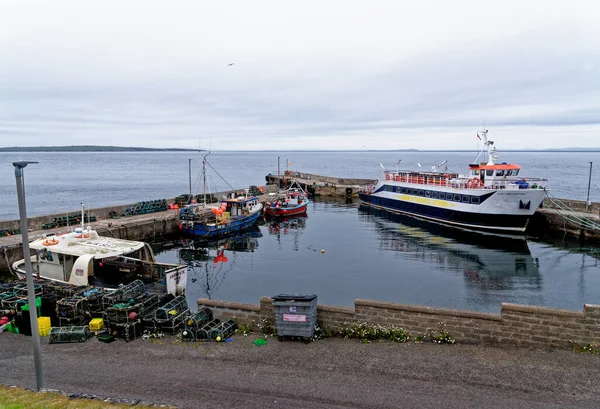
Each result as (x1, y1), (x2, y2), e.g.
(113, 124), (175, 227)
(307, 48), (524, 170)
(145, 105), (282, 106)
(395, 160), (401, 171)
(432, 160), (447, 172)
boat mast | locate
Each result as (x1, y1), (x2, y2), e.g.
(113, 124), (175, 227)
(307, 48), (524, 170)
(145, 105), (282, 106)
(202, 150), (210, 206)
(80, 203), (84, 236)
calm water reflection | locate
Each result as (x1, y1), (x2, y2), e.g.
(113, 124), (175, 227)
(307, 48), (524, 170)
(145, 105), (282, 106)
(153, 198), (600, 312)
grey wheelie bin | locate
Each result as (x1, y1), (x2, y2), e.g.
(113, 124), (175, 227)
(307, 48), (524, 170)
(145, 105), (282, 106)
(272, 294), (317, 343)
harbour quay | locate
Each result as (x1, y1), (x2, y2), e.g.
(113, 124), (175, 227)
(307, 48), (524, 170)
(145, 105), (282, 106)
(0, 186), (278, 275)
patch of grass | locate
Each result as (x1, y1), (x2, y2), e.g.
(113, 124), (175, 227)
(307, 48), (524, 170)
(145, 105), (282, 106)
(571, 342), (600, 355)
(0, 385), (148, 409)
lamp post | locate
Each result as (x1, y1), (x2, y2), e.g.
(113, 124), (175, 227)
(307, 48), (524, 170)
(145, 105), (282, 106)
(188, 159), (192, 198)
(13, 160), (44, 390)
(586, 162), (593, 211)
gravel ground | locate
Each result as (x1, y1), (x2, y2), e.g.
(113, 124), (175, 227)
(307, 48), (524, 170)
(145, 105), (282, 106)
(1, 332), (599, 409)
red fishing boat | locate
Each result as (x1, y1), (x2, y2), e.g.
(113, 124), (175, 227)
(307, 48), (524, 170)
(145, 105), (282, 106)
(264, 182), (310, 217)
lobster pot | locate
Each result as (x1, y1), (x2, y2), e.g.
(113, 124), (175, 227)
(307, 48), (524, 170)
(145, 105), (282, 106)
(104, 303), (142, 324)
(141, 294), (159, 315)
(49, 325), (91, 344)
(181, 328), (196, 342)
(141, 308), (159, 331)
(184, 308), (213, 332)
(43, 282), (86, 299)
(106, 319), (142, 342)
(154, 296), (188, 323)
(1, 293), (20, 310)
(159, 309), (189, 334)
(80, 288), (107, 315)
(13, 283), (43, 298)
(58, 316), (88, 327)
(56, 297), (89, 319)
(209, 320), (237, 341)
(101, 279), (145, 309)
(196, 319), (221, 340)
(0, 282), (17, 293)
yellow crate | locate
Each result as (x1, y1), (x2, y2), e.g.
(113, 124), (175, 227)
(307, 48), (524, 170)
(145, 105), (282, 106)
(89, 318), (104, 331)
(38, 317), (51, 331)
(39, 327), (51, 336)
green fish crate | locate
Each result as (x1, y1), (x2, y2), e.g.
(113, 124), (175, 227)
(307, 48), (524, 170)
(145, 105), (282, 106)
(97, 333), (115, 343)
(49, 326), (91, 344)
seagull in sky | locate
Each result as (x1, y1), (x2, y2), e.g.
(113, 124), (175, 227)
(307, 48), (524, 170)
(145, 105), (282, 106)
(227, 63), (235, 66)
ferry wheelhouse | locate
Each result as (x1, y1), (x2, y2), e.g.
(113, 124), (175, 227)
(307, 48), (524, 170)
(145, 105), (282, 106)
(359, 129), (548, 234)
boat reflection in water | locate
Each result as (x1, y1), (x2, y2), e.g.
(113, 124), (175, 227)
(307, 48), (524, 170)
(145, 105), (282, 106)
(266, 214), (308, 251)
(358, 205), (543, 306)
(176, 226), (262, 299)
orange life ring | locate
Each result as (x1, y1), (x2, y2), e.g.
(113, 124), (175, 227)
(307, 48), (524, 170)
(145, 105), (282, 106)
(43, 238), (59, 246)
(75, 234), (90, 239)
(467, 178), (483, 189)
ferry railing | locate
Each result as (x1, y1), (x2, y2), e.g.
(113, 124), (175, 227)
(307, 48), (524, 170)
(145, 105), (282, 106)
(381, 171), (548, 190)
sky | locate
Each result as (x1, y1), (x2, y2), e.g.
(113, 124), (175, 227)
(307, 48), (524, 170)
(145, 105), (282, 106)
(1, 0), (600, 150)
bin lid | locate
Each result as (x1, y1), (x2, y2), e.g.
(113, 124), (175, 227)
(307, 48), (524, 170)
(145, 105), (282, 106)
(272, 294), (317, 302)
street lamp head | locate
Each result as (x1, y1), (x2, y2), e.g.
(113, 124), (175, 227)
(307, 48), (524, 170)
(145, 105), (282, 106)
(13, 161), (39, 177)
(12, 161), (39, 168)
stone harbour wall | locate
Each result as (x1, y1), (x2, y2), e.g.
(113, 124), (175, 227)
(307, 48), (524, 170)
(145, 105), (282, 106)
(198, 297), (600, 349)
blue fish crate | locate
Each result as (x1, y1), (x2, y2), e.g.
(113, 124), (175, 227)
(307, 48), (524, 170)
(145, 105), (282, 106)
(271, 294), (317, 342)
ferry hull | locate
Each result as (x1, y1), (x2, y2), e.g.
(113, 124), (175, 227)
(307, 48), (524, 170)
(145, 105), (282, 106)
(359, 192), (535, 234)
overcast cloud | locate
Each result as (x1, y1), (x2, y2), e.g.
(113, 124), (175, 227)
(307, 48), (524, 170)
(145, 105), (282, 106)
(1, 0), (599, 150)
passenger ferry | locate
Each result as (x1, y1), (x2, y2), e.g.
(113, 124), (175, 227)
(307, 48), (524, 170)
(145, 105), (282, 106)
(358, 129), (548, 234)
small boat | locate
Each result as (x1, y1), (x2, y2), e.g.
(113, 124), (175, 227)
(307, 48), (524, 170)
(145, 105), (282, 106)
(179, 196), (263, 238)
(13, 227), (187, 295)
(359, 128), (548, 234)
(178, 152), (263, 238)
(264, 181), (310, 217)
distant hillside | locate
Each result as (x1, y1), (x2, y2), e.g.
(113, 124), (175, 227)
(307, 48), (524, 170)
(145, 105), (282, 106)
(0, 146), (201, 152)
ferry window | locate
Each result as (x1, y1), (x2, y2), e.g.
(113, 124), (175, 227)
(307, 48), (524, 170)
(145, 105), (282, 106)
(454, 194), (461, 201)
(462, 195), (470, 203)
(513, 169), (519, 176)
(425, 191), (431, 198)
(419, 190), (424, 196)
(432, 191), (439, 199)
(411, 189), (417, 195)
(506, 170), (513, 176)
(496, 170), (505, 177)
(486, 170), (493, 177)
(471, 197), (480, 204)
(439, 192), (445, 199)
(401, 187), (407, 194)
(471, 170), (479, 175)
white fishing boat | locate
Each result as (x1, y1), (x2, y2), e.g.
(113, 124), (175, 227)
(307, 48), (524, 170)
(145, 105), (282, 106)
(359, 129), (548, 234)
(13, 214), (187, 295)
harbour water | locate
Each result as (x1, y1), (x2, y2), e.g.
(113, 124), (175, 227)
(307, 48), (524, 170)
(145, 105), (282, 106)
(152, 198), (600, 313)
(1, 151), (599, 312)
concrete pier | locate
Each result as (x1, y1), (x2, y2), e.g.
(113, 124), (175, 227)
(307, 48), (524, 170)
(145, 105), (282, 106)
(265, 170), (376, 197)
